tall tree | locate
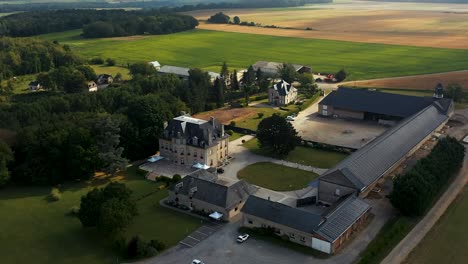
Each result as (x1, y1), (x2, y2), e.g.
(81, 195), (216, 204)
(0, 140), (13, 187)
(220, 61), (229, 79)
(213, 77), (225, 108)
(277, 63), (297, 83)
(256, 114), (301, 157)
(187, 68), (211, 113)
(243, 65), (256, 87)
(446, 83), (464, 102)
(233, 16), (241, 24)
(95, 116), (128, 175)
(230, 69), (240, 91)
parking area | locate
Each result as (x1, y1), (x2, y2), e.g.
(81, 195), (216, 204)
(139, 159), (197, 180)
(180, 222), (225, 248)
(293, 101), (388, 149)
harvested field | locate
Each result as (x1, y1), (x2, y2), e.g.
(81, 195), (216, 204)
(346, 70), (468, 90)
(193, 107), (257, 124)
(186, 1), (468, 49)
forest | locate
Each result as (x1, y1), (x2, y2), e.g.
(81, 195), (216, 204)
(0, 9), (198, 37)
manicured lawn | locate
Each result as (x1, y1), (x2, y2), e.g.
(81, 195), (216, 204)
(38, 29), (468, 80)
(0, 166), (202, 264)
(404, 187), (468, 264)
(237, 162), (318, 191)
(244, 138), (348, 168)
(236, 107), (282, 131)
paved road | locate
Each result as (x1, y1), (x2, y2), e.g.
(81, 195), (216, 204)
(381, 111), (468, 264)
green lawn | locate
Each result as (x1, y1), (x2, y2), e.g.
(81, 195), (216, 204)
(1, 74), (37, 94)
(228, 131), (244, 141)
(0, 166), (202, 264)
(244, 138), (348, 168)
(90, 65), (131, 80)
(237, 162), (319, 191)
(404, 187), (468, 264)
(38, 29), (468, 80)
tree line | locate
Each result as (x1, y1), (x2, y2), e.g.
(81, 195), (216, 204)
(0, 37), (82, 79)
(0, 9), (198, 38)
(0, 0), (333, 13)
(390, 137), (465, 217)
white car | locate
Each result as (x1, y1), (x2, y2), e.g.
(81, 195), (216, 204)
(237, 233), (250, 243)
(192, 260), (205, 264)
(286, 116), (295, 121)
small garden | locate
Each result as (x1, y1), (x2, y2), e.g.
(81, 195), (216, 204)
(237, 162), (318, 191)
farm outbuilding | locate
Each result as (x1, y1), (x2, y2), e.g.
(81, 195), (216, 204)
(318, 87), (447, 124)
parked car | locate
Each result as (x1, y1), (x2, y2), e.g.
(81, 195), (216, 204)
(192, 259), (205, 264)
(237, 233), (250, 243)
(286, 116), (295, 121)
(217, 168), (225, 174)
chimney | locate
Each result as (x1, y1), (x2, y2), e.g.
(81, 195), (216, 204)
(163, 121), (168, 129)
(210, 116), (215, 128)
(208, 130), (213, 146)
(221, 124), (225, 137)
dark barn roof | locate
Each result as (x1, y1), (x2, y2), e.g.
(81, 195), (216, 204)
(170, 176), (256, 210)
(242, 196), (323, 233)
(319, 88), (439, 118)
(320, 102), (452, 192)
(316, 196), (371, 242)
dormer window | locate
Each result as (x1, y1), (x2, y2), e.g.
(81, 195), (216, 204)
(193, 136), (198, 146)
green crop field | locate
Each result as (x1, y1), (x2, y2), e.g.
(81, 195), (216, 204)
(404, 187), (468, 264)
(38, 29), (468, 80)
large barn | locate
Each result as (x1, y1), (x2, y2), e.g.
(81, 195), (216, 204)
(318, 87), (447, 124)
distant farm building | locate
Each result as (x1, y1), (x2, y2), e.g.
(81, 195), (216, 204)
(252, 61), (312, 77)
(269, 80), (298, 106)
(149, 61), (161, 70)
(318, 87), (450, 125)
(158, 65), (220, 82)
(87, 81), (98, 92)
(28, 81), (41, 91)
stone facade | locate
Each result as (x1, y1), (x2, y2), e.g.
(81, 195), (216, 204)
(159, 115), (229, 167)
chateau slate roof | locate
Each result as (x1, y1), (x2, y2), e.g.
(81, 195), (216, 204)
(272, 80), (295, 96)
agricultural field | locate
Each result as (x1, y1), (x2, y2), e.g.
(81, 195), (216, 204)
(346, 70), (468, 91)
(186, 1), (468, 49)
(404, 187), (468, 264)
(38, 29), (468, 81)
(0, 167), (202, 264)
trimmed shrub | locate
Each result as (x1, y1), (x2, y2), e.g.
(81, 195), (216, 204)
(150, 239), (166, 251)
(230, 121), (236, 127)
(106, 58), (116, 66)
(172, 174), (182, 182)
(257, 113), (264, 119)
(226, 130), (234, 136)
(89, 57), (104, 65)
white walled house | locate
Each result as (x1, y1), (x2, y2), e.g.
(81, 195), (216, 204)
(269, 80), (298, 106)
